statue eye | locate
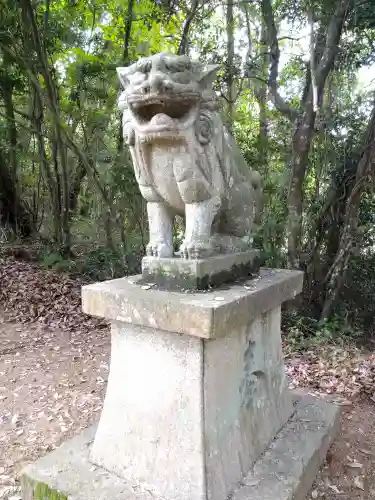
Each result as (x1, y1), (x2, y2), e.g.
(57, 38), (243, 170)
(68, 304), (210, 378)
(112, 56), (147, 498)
(164, 61), (177, 73)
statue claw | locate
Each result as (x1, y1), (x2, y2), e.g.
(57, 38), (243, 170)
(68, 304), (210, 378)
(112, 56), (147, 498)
(146, 242), (173, 258)
(179, 241), (214, 260)
(189, 246), (199, 260)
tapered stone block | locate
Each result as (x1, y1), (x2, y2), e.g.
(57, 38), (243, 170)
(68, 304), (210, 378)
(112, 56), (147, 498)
(21, 269), (339, 500)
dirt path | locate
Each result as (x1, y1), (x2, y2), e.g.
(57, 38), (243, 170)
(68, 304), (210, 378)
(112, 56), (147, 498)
(1, 315), (375, 500)
(306, 394), (375, 499)
(0, 318), (109, 499)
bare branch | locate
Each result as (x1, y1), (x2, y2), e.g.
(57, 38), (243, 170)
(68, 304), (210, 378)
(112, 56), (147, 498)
(248, 74), (269, 85)
(177, 0), (200, 56)
(308, 9), (319, 111)
(315, 0), (353, 88)
(278, 35), (305, 42)
(260, 0), (299, 121)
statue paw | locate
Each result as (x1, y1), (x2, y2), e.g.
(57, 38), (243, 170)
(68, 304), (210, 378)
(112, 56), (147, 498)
(146, 242), (173, 258)
(179, 241), (214, 260)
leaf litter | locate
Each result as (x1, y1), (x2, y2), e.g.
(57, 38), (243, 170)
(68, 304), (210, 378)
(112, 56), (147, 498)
(0, 256), (109, 499)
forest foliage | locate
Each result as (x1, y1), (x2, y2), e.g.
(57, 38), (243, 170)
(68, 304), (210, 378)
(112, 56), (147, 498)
(1, 0), (375, 336)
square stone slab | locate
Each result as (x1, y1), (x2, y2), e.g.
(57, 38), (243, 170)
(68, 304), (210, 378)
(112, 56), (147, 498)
(141, 250), (261, 290)
(82, 268), (303, 339)
(21, 395), (340, 500)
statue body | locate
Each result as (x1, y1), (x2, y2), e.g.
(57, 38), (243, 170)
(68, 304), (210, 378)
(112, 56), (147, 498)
(117, 53), (262, 259)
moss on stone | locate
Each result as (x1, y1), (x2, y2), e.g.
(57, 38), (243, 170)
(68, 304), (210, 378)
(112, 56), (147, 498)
(34, 482), (68, 500)
(141, 254), (263, 292)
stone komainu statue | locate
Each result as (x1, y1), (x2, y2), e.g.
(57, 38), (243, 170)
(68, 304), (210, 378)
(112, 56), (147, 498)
(117, 53), (262, 259)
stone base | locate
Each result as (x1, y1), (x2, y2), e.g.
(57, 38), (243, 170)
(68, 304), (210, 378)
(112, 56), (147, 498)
(141, 250), (260, 290)
(21, 396), (340, 500)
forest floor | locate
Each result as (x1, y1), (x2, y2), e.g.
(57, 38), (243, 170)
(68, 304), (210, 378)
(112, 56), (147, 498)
(0, 256), (375, 500)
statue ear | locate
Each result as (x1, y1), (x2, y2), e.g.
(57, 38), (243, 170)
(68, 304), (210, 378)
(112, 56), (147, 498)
(117, 67), (130, 89)
(198, 64), (220, 89)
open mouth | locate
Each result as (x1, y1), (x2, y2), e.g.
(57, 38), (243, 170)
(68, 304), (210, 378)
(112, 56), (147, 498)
(129, 98), (194, 125)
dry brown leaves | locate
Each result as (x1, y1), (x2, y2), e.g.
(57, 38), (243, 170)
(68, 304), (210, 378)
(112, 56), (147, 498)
(0, 256), (107, 333)
(285, 344), (375, 400)
(0, 257), (110, 500)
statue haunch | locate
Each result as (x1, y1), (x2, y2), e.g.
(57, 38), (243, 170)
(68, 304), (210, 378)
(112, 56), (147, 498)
(117, 53), (262, 259)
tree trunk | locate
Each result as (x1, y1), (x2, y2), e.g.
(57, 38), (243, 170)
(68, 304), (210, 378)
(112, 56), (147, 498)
(256, 21), (269, 166)
(2, 79), (18, 177)
(287, 100), (316, 267)
(31, 81), (62, 244)
(177, 0), (199, 56)
(117, 0), (135, 154)
(68, 159), (86, 216)
(226, 0), (235, 131)
(0, 149), (33, 237)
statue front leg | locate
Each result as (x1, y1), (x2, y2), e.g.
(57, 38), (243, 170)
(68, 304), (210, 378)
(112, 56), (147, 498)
(179, 196), (221, 259)
(146, 202), (174, 258)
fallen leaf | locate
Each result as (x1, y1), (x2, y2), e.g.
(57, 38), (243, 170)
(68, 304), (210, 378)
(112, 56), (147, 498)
(327, 484), (342, 493)
(354, 477), (365, 490)
(243, 478), (261, 487)
(359, 448), (373, 456)
(347, 461), (363, 468)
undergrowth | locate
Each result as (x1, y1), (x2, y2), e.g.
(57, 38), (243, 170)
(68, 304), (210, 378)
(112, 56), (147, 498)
(282, 309), (362, 353)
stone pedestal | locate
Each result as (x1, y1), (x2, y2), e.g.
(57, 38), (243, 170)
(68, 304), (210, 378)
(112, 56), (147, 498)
(21, 269), (340, 500)
(141, 250), (260, 290)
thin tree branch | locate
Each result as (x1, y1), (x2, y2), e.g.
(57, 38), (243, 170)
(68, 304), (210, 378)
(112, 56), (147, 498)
(177, 0), (200, 55)
(278, 35), (305, 42)
(315, 0), (353, 88)
(260, 0), (299, 121)
(123, 0), (134, 64)
(308, 9), (319, 111)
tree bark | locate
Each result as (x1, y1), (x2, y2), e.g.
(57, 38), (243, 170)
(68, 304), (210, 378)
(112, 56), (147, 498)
(226, 0), (235, 131)
(0, 149), (33, 237)
(177, 0), (199, 56)
(2, 79), (18, 177)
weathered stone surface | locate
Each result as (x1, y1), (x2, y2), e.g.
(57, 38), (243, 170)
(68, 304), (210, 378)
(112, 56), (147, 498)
(87, 307), (292, 500)
(21, 426), (148, 500)
(203, 306), (293, 500)
(117, 53), (262, 259)
(90, 322), (205, 500)
(21, 396), (340, 500)
(232, 396), (341, 500)
(141, 250), (260, 290)
(82, 268), (303, 339)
